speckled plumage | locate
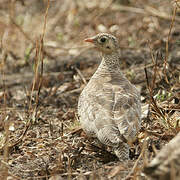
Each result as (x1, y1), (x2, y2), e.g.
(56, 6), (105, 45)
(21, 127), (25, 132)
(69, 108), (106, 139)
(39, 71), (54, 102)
(78, 33), (141, 161)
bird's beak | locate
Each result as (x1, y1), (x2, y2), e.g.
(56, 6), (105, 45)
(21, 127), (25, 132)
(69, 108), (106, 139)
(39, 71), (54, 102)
(84, 38), (94, 43)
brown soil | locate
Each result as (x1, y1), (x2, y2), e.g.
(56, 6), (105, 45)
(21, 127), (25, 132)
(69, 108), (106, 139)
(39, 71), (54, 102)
(0, 0), (179, 179)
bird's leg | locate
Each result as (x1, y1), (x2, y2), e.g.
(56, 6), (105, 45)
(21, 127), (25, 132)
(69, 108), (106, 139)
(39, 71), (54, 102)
(114, 142), (129, 161)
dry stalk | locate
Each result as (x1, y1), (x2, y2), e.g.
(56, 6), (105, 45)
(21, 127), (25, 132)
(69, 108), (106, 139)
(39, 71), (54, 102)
(144, 67), (165, 121)
(111, 4), (180, 22)
(147, 42), (159, 91)
(29, 0), (50, 119)
(74, 66), (87, 85)
(10, 18), (34, 45)
(125, 133), (148, 179)
(145, 35), (178, 128)
(2, 0), (51, 150)
(164, 5), (177, 84)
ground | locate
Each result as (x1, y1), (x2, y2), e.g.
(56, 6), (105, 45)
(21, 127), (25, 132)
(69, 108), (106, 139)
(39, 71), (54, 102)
(0, 0), (180, 179)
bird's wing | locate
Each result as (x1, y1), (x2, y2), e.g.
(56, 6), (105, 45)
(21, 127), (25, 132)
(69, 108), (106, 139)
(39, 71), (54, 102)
(92, 80), (141, 145)
(78, 77), (141, 146)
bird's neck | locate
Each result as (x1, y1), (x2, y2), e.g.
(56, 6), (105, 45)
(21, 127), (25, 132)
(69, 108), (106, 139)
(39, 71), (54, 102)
(95, 51), (121, 75)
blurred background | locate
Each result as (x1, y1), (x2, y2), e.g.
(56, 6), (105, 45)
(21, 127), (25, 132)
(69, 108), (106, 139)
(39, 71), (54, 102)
(0, 0), (179, 65)
(0, 0), (180, 179)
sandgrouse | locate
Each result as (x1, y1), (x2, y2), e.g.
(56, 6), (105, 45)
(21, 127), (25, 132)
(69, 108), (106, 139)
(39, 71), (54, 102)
(78, 33), (141, 161)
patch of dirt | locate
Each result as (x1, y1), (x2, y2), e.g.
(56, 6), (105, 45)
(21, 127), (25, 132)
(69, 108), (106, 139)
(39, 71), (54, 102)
(0, 0), (179, 179)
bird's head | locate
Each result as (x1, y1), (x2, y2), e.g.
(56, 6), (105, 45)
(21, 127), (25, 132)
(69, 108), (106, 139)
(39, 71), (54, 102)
(84, 33), (119, 54)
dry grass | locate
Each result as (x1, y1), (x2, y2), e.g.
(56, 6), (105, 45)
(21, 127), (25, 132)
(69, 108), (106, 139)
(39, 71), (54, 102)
(0, 0), (179, 179)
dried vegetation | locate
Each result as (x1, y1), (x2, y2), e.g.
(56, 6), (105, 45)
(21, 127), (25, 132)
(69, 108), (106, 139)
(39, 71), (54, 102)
(0, 0), (180, 179)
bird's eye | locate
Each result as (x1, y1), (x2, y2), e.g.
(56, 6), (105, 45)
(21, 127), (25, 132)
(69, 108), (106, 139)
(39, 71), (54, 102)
(100, 37), (106, 43)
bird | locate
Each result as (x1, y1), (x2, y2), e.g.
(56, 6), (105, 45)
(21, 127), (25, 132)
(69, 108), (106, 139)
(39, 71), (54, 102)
(144, 132), (180, 180)
(78, 33), (141, 161)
